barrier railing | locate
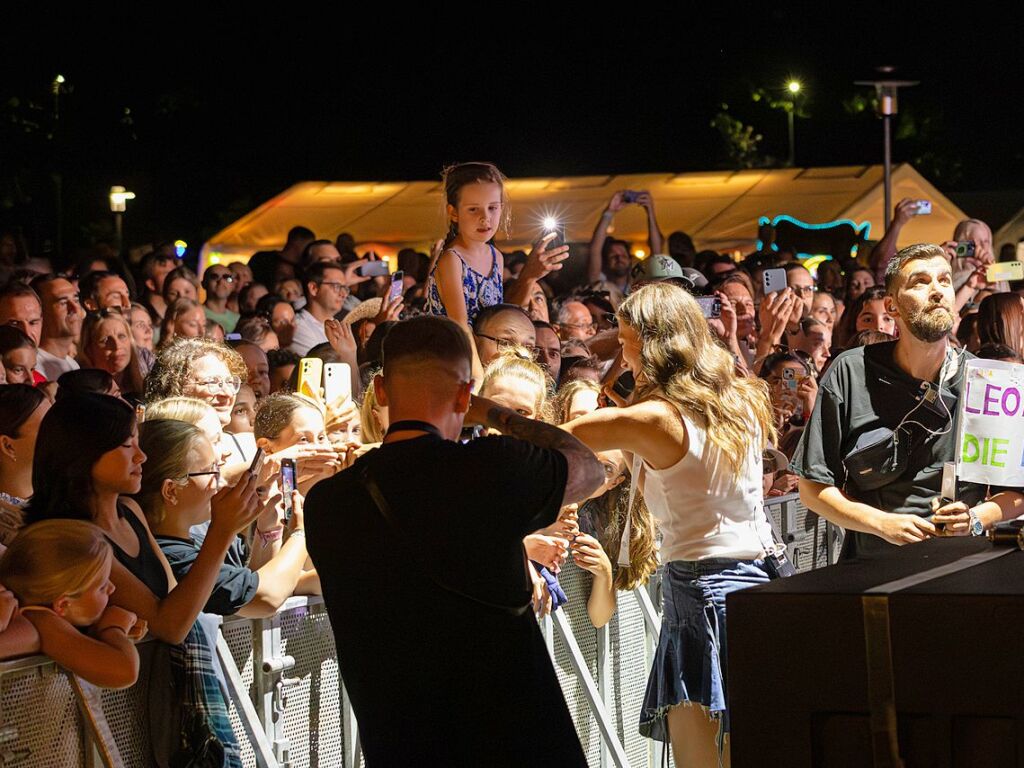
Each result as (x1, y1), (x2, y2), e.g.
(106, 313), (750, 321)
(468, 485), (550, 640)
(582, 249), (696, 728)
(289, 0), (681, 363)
(0, 492), (835, 768)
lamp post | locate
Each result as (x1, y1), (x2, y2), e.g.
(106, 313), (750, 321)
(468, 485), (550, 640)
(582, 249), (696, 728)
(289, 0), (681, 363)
(109, 186), (135, 254)
(855, 68), (918, 229)
(786, 80), (801, 167)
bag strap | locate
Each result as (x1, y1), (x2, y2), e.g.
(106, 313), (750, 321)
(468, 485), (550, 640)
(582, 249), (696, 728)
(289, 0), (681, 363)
(618, 453), (643, 567)
(359, 465), (530, 617)
(758, 498), (788, 556)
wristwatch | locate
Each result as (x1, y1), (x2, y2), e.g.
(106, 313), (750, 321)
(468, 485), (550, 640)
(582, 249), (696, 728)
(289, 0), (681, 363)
(968, 507), (985, 537)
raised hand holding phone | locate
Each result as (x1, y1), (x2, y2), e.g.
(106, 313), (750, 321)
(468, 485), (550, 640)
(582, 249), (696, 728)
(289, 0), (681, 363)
(210, 471), (261, 536)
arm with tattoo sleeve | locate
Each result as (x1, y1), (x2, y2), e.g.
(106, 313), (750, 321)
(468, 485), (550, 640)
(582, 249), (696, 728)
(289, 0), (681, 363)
(472, 397), (604, 506)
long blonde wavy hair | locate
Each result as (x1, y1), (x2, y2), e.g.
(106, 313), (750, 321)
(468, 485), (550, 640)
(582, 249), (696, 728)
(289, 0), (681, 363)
(618, 282), (776, 470)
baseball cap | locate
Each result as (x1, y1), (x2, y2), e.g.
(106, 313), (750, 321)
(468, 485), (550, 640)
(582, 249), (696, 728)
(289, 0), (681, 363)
(630, 254), (684, 283)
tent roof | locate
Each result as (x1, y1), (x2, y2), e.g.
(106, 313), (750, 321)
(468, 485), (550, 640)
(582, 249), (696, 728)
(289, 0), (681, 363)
(994, 204), (1024, 255)
(202, 164), (965, 264)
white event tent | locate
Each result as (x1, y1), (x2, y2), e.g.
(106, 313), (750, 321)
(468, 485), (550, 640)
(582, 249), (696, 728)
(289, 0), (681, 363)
(200, 163), (965, 272)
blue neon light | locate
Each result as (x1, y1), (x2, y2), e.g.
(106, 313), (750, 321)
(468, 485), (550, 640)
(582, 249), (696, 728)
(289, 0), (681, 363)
(756, 214), (870, 260)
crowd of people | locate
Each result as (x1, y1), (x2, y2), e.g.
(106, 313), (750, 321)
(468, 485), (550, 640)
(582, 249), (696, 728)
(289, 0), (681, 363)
(0, 159), (1021, 766)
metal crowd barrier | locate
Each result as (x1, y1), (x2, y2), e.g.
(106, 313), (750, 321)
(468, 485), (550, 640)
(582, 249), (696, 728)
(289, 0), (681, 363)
(0, 493), (836, 768)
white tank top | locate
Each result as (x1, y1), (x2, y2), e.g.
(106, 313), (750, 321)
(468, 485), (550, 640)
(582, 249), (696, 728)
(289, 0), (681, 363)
(639, 400), (771, 562)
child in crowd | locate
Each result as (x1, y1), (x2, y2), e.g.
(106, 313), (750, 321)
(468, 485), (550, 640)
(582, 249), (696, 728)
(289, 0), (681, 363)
(255, 393), (339, 493)
(137, 419), (318, 618)
(225, 384), (258, 463)
(0, 326), (39, 385)
(426, 162), (508, 327)
(478, 351), (614, 617)
(0, 519), (146, 688)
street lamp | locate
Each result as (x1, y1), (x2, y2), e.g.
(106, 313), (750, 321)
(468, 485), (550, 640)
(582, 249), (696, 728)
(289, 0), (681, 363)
(855, 67), (918, 229)
(109, 186), (135, 254)
(786, 79), (802, 167)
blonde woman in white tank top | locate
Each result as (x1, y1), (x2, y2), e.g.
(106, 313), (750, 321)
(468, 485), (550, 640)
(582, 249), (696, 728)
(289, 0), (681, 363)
(563, 282), (776, 768)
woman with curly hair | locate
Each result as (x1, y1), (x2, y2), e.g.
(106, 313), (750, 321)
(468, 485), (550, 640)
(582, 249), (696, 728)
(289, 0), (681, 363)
(146, 337), (248, 428)
(563, 282), (777, 767)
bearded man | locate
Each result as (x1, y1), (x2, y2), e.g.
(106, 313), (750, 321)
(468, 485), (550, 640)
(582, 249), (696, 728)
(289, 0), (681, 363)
(791, 244), (990, 560)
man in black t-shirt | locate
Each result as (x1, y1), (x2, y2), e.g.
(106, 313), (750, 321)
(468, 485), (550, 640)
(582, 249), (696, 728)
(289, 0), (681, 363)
(794, 244), (1021, 559)
(305, 316), (603, 766)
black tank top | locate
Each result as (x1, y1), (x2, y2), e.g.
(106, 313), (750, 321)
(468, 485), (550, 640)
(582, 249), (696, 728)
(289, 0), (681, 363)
(107, 503), (170, 599)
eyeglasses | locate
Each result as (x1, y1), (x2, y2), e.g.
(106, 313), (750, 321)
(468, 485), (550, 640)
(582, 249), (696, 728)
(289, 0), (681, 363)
(207, 273), (235, 283)
(194, 376), (242, 393)
(474, 333), (540, 359)
(185, 469), (221, 479)
(319, 281), (350, 294)
(790, 285), (815, 296)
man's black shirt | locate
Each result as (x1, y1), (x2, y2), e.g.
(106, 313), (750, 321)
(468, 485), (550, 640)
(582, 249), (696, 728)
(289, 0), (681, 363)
(792, 342), (982, 559)
(305, 433), (587, 766)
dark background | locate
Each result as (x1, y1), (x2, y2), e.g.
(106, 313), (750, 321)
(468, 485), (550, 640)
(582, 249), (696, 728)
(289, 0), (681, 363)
(3, 9), (1022, 262)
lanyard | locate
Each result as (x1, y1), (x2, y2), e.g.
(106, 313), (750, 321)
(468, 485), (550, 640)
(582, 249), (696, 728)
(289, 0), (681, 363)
(385, 420), (443, 439)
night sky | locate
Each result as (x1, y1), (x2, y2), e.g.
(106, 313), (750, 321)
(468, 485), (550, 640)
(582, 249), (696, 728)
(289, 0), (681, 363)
(3, 9), (1022, 260)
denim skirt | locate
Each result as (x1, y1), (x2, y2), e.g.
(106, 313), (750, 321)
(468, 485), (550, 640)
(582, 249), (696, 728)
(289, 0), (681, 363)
(639, 558), (770, 742)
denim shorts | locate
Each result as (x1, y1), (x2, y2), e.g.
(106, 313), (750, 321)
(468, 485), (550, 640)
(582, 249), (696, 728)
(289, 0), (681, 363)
(639, 558), (770, 743)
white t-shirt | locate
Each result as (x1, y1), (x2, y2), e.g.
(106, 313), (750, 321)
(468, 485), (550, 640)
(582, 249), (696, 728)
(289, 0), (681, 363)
(289, 308), (329, 356)
(35, 347), (79, 381)
(640, 400), (771, 562)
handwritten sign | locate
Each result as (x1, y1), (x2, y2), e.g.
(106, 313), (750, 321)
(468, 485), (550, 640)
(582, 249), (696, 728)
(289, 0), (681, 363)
(957, 359), (1024, 486)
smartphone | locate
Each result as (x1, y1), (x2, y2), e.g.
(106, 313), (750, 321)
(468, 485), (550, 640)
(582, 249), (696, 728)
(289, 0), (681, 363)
(280, 458), (296, 523)
(696, 296), (722, 319)
(622, 190), (640, 204)
(941, 461), (957, 504)
(955, 241), (976, 260)
(356, 260), (390, 278)
(781, 366), (805, 390)
(135, 404), (146, 424)
(987, 261), (1024, 283)
(296, 358), (324, 401)
(542, 223), (566, 251)
(763, 268), (788, 295)
(612, 370), (635, 401)
(388, 271), (405, 303)
(323, 362), (352, 404)
(779, 368), (804, 419)
(915, 200), (932, 215)
(224, 333), (242, 341)
(249, 447), (266, 477)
